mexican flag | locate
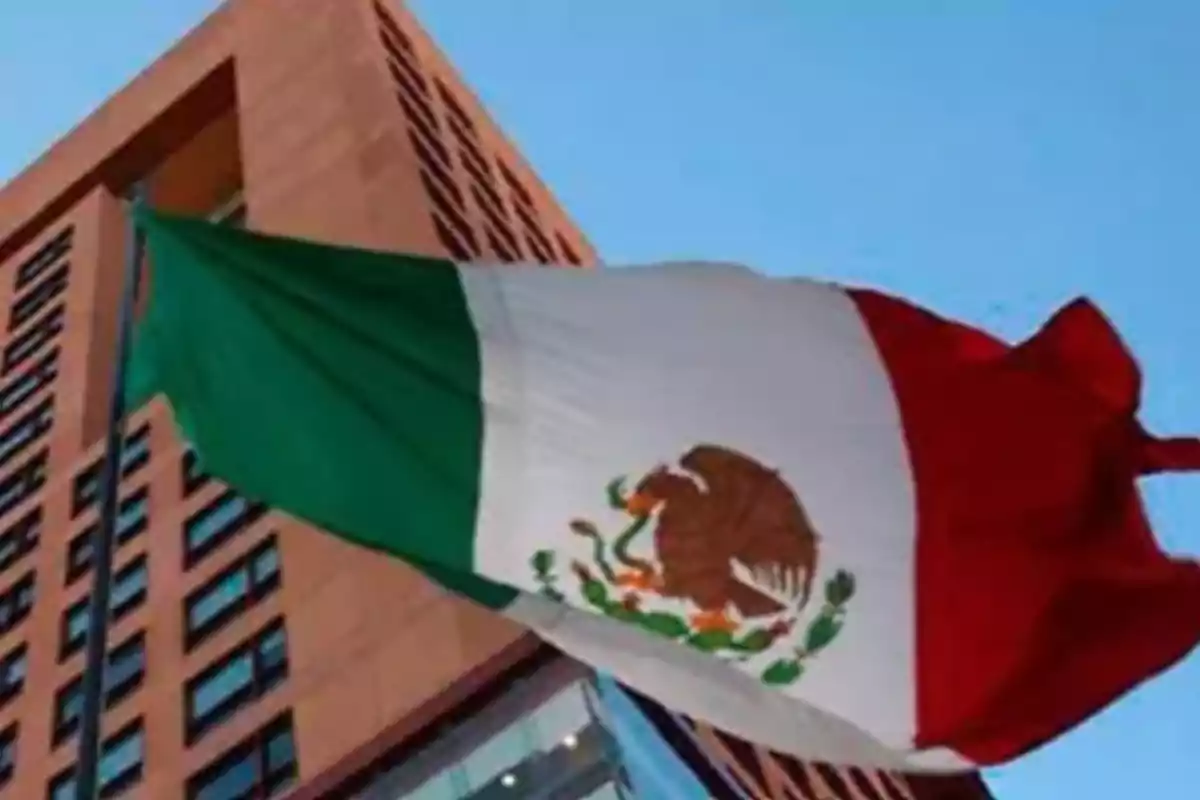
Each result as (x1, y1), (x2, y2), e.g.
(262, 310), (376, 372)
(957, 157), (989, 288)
(129, 209), (1200, 772)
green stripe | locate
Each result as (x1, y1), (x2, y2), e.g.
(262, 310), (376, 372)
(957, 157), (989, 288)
(132, 210), (515, 606)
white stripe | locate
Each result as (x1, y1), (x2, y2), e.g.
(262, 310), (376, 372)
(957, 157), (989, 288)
(463, 261), (939, 766)
(506, 594), (970, 772)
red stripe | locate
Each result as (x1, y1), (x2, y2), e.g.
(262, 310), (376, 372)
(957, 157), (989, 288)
(850, 290), (1200, 764)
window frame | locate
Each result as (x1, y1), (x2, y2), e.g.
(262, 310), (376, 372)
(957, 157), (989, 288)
(1, 304), (64, 376)
(183, 488), (268, 569)
(14, 225), (72, 290)
(52, 631), (146, 747)
(59, 555), (148, 660)
(181, 448), (211, 496)
(9, 261), (69, 333)
(71, 422), (151, 516)
(0, 571), (35, 636)
(184, 535), (281, 650)
(0, 450), (48, 519)
(185, 617), (289, 744)
(65, 488), (150, 584)
(0, 507), (40, 575)
(0, 346), (58, 422)
(185, 711), (297, 800)
(0, 395), (53, 471)
(0, 643), (25, 707)
(0, 721), (15, 788)
(48, 717), (145, 800)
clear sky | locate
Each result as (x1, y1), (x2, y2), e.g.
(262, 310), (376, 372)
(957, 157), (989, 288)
(2, 2), (1197, 797)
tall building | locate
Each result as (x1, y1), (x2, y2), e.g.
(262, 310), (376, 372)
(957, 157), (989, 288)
(0, 1), (993, 798)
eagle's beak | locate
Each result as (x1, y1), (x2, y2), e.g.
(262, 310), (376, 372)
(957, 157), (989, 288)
(624, 492), (659, 517)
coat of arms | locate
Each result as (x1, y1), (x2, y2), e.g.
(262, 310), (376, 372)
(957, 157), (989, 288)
(530, 444), (857, 687)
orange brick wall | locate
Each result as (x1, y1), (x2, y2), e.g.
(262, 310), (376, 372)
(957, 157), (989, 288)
(0, 0), (596, 796)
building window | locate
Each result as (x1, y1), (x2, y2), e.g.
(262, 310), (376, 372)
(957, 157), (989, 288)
(420, 172), (477, 254)
(0, 722), (14, 788)
(498, 160), (536, 209)
(436, 80), (476, 133)
(0, 644), (26, 707)
(185, 489), (268, 569)
(60, 556), (148, 659)
(0, 508), (39, 575)
(182, 448), (210, 495)
(0, 572), (34, 635)
(374, 0), (415, 54)
(185, 536), (281, 649)
(48, 719), (144, 800)
(9, 262), (68, 333)
(1, 304), (64, 376)
(53, 632), (146, 746)
(72, 423), (151, 515)
(66, 489), (149, 584)
(555, 233), (582, 266)
(0, 348), (58, 422)
(15, 226), (72, 290)
(356, 666), (630, 799)
(432, 214), (474, 262)
(0, 397), (53, 470)
(186, 618), (288, 743)
(186, 712), (297, 800)
(0, 450), (47, 519)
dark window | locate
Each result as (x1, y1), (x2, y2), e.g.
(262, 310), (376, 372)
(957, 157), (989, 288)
(406, 122), (451, 171)
(66, 489), (149, 584)
(0, 722), (14, 788)
(0, 397), (53, 470)
(487, 230), (518, 263)
(53, 632), (146, 746)
(185, 489), (268, 569)
(0, 644), (26, 706)
(186, 618), (288, 743)
(10, 262), (69, 332)
(0, 572), (34, 635)
(514, 202), (554, 256)
(556, 233), (583, 266)
(0, 347), (57, 422)
(393, 74), (439, 134)
(498, 160), (536, 209)
(186, 536), (281, 649)
(436, 79), (476, 134)
(15, 226), (72, 290)
(2, 304), (64, 376)
(432, 215), (474, 263)
(186, 712), (297, 800)
(407, 129), (458, 203)
(387, 46), (429, 96)
(421, 173), (478, 256)
(471, 185), (517, 246)
(466, 163), (506, 217)
(72, 422), (151, 515)
(0, 450), (47, 518)
(374, 1), (415, 53)
(48, 718), (144, 800)
(525, 233), (553, 264)
(182, 447), (210, 495)
(60, 556), (148, 659)
(0, 508), (40, 574)
(457, 137), (492, 182)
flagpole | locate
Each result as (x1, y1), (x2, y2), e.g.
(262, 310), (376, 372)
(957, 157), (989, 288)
(75, 184), (146, 800)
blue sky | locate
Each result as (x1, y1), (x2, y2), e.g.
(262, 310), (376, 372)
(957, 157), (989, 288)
(2, 2), (1197, 796)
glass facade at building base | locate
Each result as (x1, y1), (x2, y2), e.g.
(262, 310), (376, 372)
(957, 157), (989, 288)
(343, 660), (993, 800)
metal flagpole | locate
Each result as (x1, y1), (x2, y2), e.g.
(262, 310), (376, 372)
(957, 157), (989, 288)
(75, 184), (147, 800)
